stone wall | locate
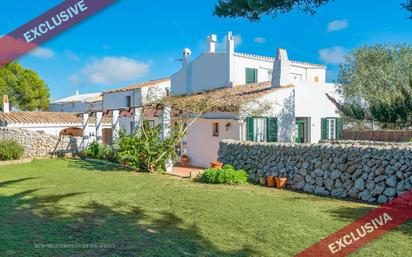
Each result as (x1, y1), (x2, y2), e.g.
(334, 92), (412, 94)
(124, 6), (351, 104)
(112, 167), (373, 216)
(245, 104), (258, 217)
(0, 127), (81, 158)
(218, 139), (412, 204)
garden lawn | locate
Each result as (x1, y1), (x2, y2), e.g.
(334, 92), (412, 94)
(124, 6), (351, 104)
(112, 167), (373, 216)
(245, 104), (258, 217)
(0, 159), (411, 257)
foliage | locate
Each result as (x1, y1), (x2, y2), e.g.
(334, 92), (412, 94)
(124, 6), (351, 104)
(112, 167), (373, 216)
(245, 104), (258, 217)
(214, 0), (412, 21)
(82, 142), (119, 163)
(0, 139), (24, 161)
(331, 45), (412, 129)
(116, 122), (186, 173)
(0, 62), (50, 111)
(199, 164), (248, 185)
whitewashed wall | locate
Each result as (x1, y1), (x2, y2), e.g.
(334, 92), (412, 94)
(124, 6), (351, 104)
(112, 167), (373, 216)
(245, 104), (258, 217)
(49, 101), (102, 113)
(185, 118), (241, 167)
(294, 82), (340, 143)
(232, 54), (273, 85)
(4, 123), (110, 137)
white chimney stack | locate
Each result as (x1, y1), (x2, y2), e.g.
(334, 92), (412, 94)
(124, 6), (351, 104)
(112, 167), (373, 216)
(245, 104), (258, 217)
(207, 34), (217, 53)
(272, 48), (290, 88)
(226, 31), (234, 54)
(76, 90), (79, 96)
(2, 95), (10, 113)
(182, 48), (192, 68)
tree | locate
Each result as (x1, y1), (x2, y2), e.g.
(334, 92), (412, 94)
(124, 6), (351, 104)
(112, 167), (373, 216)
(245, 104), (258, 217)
(329, 44), (412, 129)
(214, 0), (412, 21)
(0, 62), (50, 111)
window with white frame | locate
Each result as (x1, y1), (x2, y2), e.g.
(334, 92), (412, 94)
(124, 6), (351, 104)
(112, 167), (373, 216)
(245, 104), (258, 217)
(327, 118), (336, 139)
(253, 118), (267, 142)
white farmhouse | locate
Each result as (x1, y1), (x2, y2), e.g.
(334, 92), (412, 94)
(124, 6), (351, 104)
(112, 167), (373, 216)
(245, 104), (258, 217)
(102, 78), (170, 134)
(49, 90), (102, 113)
(170, 32), (341, 167)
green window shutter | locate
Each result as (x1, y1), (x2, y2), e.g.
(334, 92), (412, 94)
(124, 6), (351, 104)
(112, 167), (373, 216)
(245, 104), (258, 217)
(246, 117), (254, 141)
(266, 117), (278, 142)
(246, 68), (258, 84)
(321, 118), (327, 140)
(336, 118), (343, 139)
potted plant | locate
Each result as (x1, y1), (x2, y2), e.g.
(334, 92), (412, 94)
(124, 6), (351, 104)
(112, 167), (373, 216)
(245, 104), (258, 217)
(266, 176), (276, 187)
(275, 177), (288, 189)
(181, 154), (190, 166)
(211, 161), (223, 169)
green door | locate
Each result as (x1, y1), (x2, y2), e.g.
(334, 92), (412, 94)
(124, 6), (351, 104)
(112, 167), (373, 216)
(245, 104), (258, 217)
(295, 120), (305, 143)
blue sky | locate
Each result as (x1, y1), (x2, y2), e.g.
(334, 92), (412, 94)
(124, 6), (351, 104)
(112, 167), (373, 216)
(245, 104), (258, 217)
(1, 0), (412, 100)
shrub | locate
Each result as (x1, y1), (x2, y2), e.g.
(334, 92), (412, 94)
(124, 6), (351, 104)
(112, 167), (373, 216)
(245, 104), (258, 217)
(82, 142), (119, 163)
(199, 164), (248, 185)
(0, 140), (24, 161)
(116, 122), (185, 173)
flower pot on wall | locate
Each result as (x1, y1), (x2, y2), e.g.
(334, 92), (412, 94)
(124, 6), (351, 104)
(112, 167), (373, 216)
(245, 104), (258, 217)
(275, 177), (288, 189)
(181, 155), (190, 167)
(259, 176), (267, 186)
(266, 176), (275, 187)
(211, 161), (223, 169)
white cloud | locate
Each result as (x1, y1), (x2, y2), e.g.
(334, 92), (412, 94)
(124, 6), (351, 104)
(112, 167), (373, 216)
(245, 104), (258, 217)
(254, 37), (266, 44)
(30, 47), (54, 58)
(327, 19), (348, 32)
(319, 47), (346, 65)
(71, 56), (150, 85)
(65, 50), (80, 61)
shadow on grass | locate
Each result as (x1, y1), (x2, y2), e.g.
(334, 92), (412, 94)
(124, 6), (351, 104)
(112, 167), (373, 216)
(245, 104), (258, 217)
(0, 178), (255, 257)
(66, 159), (131, 173)
(0, 177), (35, 188)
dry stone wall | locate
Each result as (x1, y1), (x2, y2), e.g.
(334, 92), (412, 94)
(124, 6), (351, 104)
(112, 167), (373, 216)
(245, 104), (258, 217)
(0, 127), (81, 158)
(218, 139), (412, 204)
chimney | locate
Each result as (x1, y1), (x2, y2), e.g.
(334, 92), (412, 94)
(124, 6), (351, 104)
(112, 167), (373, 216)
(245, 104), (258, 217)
(226, 31), (234, 54)
(76, 90), (80, 96)
(272, 48), (290, 88)
(2, 95), (10, 113)
(182, 48), (192, 68)
(207, 34), (217, 53)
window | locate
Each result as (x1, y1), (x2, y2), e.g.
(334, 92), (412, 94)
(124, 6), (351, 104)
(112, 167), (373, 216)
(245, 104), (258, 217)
(246, 117), (277, 142)
(212, 122), (219, 137)
(165, 88), (171, 96)
(327, 118), (336, 139)
(253, 118), (267, 142)
(36, 130), (45, 134)
(245, 68), (258, 84)
(126, 95), (132, 107)
(321, 118), (342, 140)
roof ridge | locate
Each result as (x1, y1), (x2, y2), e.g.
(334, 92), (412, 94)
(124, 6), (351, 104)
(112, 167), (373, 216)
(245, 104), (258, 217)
(103, 77), (170, 94)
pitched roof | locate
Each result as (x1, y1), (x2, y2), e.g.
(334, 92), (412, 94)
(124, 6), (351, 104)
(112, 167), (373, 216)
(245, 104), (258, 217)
(0, 112), (111, 125)
(163, 81), (294, 113)
(51, 93), (102, 104)
(103, 78), (170, 94)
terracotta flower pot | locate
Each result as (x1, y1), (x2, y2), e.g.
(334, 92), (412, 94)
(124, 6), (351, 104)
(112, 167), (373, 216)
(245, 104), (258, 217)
(275, 177), (288, 189)
(211, 161), (223, 169)
(266, 176), (276, 187)
(181, 155), (190, 167)
(259, 176), (267, 186)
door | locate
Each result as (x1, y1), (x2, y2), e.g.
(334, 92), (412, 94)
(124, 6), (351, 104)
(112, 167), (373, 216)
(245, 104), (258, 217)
(295, 120), (305, 143)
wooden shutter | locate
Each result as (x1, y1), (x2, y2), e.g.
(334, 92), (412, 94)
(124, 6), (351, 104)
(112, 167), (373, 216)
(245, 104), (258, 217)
(266, 117), (278, 142)
(321, 118), (327, 140)
(246, 68), (257, 84)
(336, 118), (343, 139)
(246, 117), (254, 141)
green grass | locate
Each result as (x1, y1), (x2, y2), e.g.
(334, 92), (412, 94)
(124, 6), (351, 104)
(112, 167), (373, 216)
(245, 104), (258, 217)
(0, 159), (410, 257)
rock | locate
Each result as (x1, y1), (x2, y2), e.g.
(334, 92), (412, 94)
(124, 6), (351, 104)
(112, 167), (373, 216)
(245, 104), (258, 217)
(359, 190), (372, 202)
(384, 188), (396, 197)
(366, 181), (375, 191)
(314, 168), (324, 177)
(378, 195), (388, 204)
(386, 176), (397, 187)
(331, 188), (347, 198)
(325, 179), (334, 191)
(303, 184), (315, 193)
(330, 170), (342, 180)
(354, 178), (365, 192)
(314, 187), (328, 195)
(315, 177), (324, 187)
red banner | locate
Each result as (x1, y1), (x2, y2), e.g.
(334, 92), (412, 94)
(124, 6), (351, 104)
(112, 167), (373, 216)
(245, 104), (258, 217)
(295, 189), (412, 257)
(0, 0), (116, 65)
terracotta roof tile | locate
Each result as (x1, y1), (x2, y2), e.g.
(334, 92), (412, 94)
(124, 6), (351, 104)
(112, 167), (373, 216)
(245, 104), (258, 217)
(103, 78), (170, 94)
(0, 112), (111, 125)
